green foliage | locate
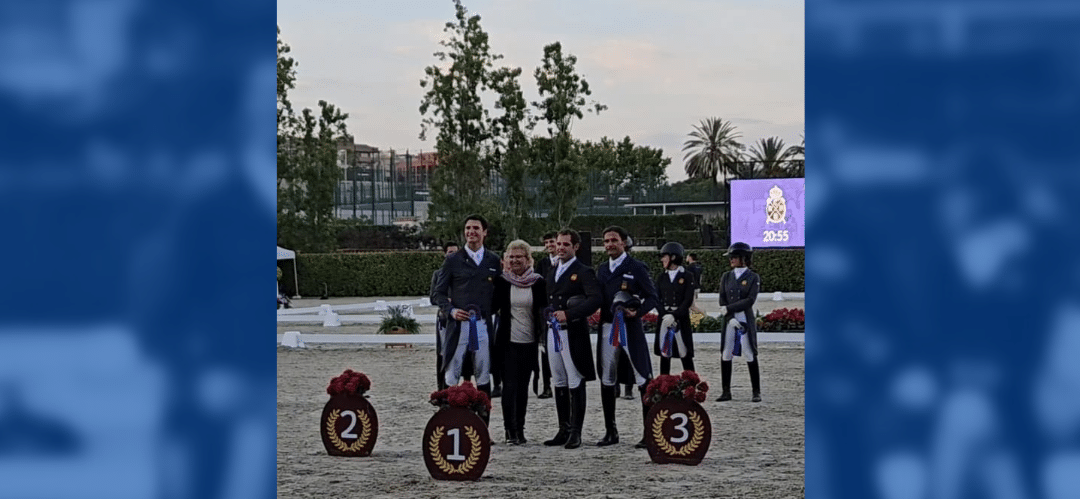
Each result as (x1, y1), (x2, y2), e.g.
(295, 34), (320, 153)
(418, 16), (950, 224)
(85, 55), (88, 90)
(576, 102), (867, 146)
(589, 248), (803, 293)
(532, 42), (607, 229)
(377, 305), (422, 334)
(277, 28), (350, 253)
(690, 248), (804, 293)
(419, 0), (505, 241)
(660, 230), (702, 249)
(297, 252), (446, 297)
(489, 66), (534, 241)
(697, 314), (725, 333)
(666, 177), (726, 202)
(580, 136), (669, 196)
(297, 248), (802, 297)
(682, 117), (743, 186)
(568, 214), (698, 243)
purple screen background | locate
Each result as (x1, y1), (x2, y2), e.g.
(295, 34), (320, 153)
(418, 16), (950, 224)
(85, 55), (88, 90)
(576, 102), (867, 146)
(730, 178), (805, 248)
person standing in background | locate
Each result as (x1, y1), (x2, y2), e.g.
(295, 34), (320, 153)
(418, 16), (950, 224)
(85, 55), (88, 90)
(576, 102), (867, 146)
(532, 231), (558, 399)
(654, 242), (697, 375)
(716, 242), (763, 403)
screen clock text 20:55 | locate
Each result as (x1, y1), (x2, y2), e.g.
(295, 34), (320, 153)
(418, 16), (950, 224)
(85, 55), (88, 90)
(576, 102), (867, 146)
(762, 230), (789, 243)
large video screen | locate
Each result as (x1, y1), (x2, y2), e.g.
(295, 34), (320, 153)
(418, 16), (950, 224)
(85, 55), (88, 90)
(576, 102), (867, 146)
(730, 178), (805, 248)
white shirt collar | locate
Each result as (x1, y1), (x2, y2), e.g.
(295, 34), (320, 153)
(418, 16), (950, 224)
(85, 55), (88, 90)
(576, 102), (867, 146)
(550, 255), (559, 265)
(465, 246), (485, 265)
(734, 266), (747, 278)
(608, 252), (628, 272)
(667, 265), (683, 281)
(555, 256), (577, 281)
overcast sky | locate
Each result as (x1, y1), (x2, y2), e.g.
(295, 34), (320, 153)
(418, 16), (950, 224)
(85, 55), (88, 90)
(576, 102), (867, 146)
(277, 0), (803, 183)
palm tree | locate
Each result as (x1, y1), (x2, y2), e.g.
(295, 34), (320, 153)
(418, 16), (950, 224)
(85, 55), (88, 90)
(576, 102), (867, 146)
(785, 134), (805, 177)
(682, 118), (743, 187)
(748, 137), (804, 178)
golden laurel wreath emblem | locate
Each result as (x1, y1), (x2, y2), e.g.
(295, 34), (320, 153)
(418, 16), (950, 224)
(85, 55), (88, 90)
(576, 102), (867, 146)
(652, 409), (705, 456)
(325, 408), (371, 452)
(428, 425), (481, 474)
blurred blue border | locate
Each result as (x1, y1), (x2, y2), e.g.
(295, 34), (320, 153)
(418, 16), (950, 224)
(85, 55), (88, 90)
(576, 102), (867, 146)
(807, 1), (1080, 498)
(0, 1), (275, 497)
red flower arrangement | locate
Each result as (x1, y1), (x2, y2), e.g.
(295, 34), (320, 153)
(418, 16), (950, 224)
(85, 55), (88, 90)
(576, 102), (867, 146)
(327, 369), (372, 397)
(756, 307), (805, 332)
(644, 371), (709, 405)
(588, 310), (660, 333)
(429, 382), (491, 418)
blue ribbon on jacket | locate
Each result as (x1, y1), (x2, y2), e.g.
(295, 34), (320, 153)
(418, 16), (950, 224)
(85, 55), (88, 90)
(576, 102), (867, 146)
(465, 304), (481, 352)
(544, 306), (562, 352)
(610, 306), (629, 348)
(732, 320), (743, 357)
(662, 324), (677, 357)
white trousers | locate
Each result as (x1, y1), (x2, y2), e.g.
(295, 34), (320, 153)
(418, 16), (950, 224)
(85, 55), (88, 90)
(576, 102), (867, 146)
(445, 320), (490, 387)
(598, 323), (648, 387)
(722, 319), (754, 362)
(547, 325), (583, 389)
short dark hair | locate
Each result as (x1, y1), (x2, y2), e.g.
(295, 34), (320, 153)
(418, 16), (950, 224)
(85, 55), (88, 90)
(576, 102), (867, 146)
(557, 229), (580, 246)
(443, 241), (459, 252)
(601, 225), (629, 243)
(464, 214), (489, 230)
(687, 253), (698, 260)
(542, 231), (557, 241)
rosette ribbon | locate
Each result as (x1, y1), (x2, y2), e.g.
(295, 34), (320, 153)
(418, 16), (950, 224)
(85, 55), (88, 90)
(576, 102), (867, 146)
(661, 324), (677, 357)
(465, 304), (482, 352)
(544, 306), (562, 353)
(609, 306), (628, 348)
(732, 320), (743, 357)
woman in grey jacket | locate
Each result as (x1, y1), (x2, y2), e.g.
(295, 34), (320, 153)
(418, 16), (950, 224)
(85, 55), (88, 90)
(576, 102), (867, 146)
(717, 242), (762, 402)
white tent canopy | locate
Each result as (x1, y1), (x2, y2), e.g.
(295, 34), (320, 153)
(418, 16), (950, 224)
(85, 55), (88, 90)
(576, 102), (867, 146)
(277, 246), (300, 298)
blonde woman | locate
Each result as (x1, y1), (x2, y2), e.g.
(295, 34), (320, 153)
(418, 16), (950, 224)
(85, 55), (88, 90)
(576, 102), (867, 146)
(492, 239), (548, 444)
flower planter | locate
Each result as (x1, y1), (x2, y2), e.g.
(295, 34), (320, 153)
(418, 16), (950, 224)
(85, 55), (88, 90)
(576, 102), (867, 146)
(320, 393), (379, 457)
(422, 406), (490, 481)
(385, 326), (413, 349)
(645, 396), (712, 465)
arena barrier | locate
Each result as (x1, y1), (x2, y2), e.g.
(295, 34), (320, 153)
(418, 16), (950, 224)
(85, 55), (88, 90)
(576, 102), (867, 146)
(277, 332), (804, 346)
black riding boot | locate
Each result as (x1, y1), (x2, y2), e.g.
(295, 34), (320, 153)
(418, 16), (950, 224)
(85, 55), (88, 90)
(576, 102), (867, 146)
(635, 383), (651, 449)
(543, 387), (570, 446)
(596, 385), (619, 446)
(516, 380), (529, 444)
(565, 384), (587, 449)
(478, 383), (492, 427)
(501, 382), (519, 444)
(748, 360), (762, 402)
(716, 360), (733, 401)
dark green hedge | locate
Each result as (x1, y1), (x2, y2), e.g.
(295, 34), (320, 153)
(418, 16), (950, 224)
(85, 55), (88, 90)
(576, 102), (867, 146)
(297, 248), (803, 297)
(297, 252), (445, 297)
(659, 230), (702, 249)
(569, 214), (698, 239)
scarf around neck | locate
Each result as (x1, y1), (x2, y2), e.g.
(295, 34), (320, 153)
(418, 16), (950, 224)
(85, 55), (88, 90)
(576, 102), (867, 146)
(503, 268), (542, 288)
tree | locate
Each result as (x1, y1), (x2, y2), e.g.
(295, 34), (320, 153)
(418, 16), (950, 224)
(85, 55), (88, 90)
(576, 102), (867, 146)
(583, 136), (669, 200)
(277, 28), (350, 253)
(488, 66), (532, 240)
(785, 134), (805, 177)
(682, 117), (743, 187)
(746, 136), (800, 178)
(419, 0), (504, 241)
(531, 41), (607, 229)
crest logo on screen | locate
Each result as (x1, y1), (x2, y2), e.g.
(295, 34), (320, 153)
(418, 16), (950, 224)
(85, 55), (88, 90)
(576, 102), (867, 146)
(766, 185), (787, 224)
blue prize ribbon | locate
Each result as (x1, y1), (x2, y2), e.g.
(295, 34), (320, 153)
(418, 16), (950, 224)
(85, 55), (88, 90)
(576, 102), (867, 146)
(610, 307), (627, 347)
(545, 306), (562, 352)
(662, 325), (676, 357)
(732, 321), (743, 357)
(466, 305), (481, 352)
